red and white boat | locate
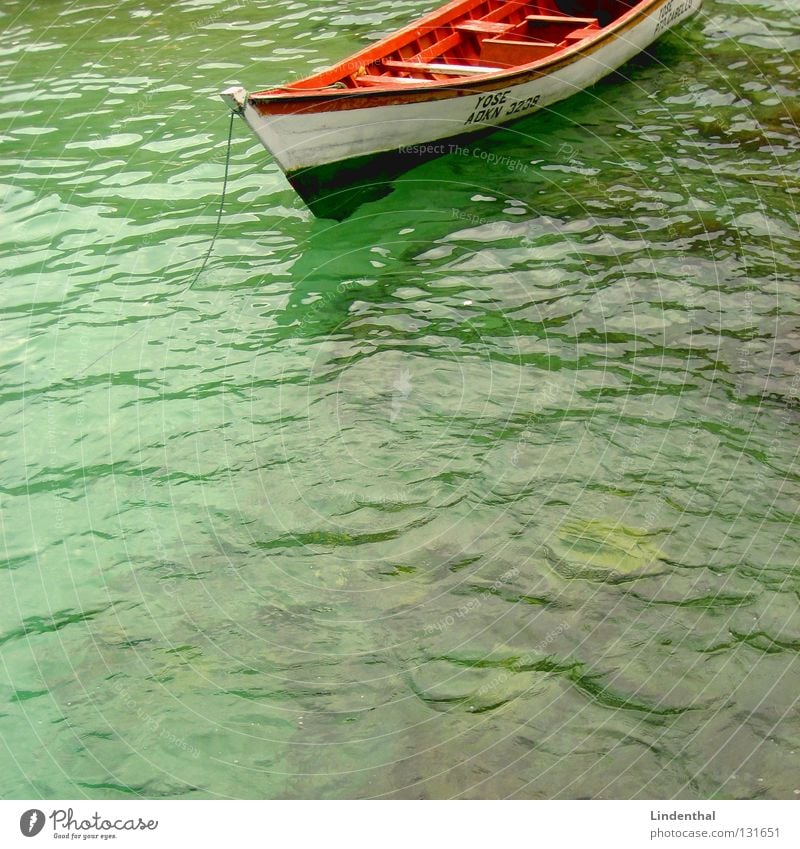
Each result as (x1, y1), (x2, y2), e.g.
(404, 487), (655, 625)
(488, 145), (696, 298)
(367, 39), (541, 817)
(221, 0), (702, 217)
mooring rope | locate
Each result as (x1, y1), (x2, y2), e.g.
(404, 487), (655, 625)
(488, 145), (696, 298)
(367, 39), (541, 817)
(187, 108), (237, 290)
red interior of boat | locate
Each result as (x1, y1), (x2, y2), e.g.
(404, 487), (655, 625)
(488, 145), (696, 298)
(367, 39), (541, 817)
(279, 0), (637, 91)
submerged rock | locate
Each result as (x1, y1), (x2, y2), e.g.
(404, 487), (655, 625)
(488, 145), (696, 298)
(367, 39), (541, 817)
(544, 519), (667, 582)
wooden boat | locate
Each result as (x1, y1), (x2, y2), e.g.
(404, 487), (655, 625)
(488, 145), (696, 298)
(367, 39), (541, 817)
(221, 0), (701, 217)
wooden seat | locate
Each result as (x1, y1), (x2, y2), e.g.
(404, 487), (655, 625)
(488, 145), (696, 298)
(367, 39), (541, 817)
(525, 15), (599, 26)
(564, 26), (601, 42)
(381, 59), (502, 76)
(356, 74), (431, 86)
(522, 15), (600, 42)
(455, 20), (514, 35)
(480, 38), (558, 65)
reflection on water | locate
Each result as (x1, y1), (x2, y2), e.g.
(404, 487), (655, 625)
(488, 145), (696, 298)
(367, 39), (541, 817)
(0, 0), (798, 799)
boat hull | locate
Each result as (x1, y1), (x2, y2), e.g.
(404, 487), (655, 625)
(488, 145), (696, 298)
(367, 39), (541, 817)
(225, 0), (702, 216)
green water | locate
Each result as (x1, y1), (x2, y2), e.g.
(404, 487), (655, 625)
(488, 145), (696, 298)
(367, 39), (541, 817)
(1, 0), (799, 799)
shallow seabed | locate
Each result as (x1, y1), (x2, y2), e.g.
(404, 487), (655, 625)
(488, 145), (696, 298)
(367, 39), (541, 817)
(1, 0), (798, 799)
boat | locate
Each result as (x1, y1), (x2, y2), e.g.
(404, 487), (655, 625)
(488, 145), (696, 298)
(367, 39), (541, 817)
(220, 0), (702, 218)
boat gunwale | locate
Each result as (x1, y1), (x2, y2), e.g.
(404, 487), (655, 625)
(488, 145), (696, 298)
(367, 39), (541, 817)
(247, 0), (670, 110)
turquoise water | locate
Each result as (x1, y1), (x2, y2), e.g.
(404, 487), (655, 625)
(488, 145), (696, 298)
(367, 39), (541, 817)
(1, 0), (799, 799)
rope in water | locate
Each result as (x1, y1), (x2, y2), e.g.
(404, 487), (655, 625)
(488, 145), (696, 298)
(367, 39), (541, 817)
(76, 110), (238, 376)
(187, 108), (237, 290)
